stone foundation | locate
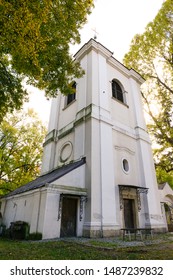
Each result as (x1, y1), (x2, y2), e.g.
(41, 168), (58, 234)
(83, 226), (167, 239)
(83, 228), (120, 238)
(152, 227), (167, 234)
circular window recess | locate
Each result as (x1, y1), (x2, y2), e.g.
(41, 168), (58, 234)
(59, 142), (73, 163)
(122, 159), (129, 173)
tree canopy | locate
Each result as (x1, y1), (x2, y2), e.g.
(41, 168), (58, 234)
(0, 109), (46, 195)
(0, 0), (94, 121)
(123, 0), (173, 187)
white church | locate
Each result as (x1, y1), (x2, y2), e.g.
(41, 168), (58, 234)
(0, 39), (170, 239)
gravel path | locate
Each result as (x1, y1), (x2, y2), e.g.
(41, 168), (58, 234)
(55, 233), (173, 248)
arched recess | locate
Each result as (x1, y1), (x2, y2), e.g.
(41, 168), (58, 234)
(163, 194), (173, 232)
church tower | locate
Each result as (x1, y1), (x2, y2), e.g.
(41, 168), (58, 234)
(41, 39), (166, 237)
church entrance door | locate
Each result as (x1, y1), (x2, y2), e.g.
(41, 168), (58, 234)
(123, 199), (135, 229)
(60, 197), (77, 237)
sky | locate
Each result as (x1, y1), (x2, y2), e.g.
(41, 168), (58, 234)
(24, 0), (164, 125)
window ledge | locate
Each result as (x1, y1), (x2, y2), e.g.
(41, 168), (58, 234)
(111, 97), (129, 108)
(63, 99), (76, 110)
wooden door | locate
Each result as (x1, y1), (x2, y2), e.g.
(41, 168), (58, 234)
(60, 197), (77, 237)
(123, 199), (135, 229)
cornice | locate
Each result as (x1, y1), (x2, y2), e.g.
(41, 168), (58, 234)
(74, 39), (145, 85)
(74, 38), (113, 61)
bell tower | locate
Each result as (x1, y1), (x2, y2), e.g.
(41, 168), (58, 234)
(41, 39), (166, 237)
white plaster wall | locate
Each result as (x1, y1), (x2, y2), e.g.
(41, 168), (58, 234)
(53, 165), (85, 189)
(41, 142), (56, 174)
(88, 51), (99, 106)
(100, 120), (119, 229)
(77, 56), (87, 111)
(58, 97), (77, 130)
(159, 183), (173, 203)
(2, 194), (34, 228)
(129, 77), (147, 129)
(42, 190), (60, 239)
(47, 96), (60, 133)
(98, 53), (119, 230)
(54, 132), (75, 168)
(1, 189), (47, 234)
(137, 139), (165, 228)
(30, 191), (42, 233)
(112, 127), (140, 184)
(89, 118), (102, 228)
(74, 123), (85, 159)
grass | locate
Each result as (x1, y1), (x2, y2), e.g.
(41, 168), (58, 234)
(0, 234), (173, 260)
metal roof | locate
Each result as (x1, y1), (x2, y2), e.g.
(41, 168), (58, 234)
(4, 157), (86, 198)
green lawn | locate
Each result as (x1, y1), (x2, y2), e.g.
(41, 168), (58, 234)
(0, 235), (173, 260)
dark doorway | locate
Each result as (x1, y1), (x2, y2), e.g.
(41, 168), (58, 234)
(123, 199), (135, 228)
(60, 197), (77, 237)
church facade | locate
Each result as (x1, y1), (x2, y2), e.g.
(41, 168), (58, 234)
(0, 39), (167, 239)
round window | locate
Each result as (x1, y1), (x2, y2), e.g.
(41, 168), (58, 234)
(122, 159), (129, 173)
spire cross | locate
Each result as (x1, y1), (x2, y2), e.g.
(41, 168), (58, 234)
(92, 28), (99, 40)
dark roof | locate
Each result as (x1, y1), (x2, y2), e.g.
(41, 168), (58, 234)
(158, 183), (167, 190)
(5, 157), (86, 198)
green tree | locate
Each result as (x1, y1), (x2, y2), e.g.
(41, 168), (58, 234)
(0, 109), (46, 195)
(0, 54), (28, 123)
(123, 0), (173, 187)
(0, 0), (94, 121)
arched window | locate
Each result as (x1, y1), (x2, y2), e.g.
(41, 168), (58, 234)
(67, 82), (76, 105)
(112, 80), (124, 103)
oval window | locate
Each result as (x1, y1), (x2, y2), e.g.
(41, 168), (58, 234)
(122, 159), (129, 173)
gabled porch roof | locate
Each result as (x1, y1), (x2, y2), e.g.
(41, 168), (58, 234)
(4, 157), (86, 198)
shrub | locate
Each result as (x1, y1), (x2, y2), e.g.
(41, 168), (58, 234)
(28, 232), (42, 240)
(9, 221), (30, 240)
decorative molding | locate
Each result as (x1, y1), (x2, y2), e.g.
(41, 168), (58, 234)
(59, 141), (73, 163)
(57, 194), (87, 221)
(119, 185), (148, 211)
(115, 145), (135, 155)
(56, 104), (93, 140)
(48, 184), (87, 196)
(43, 129), (58, 147)
(137, 188), (148, 194)
(136, 188), (148, 212)
(80, 196), (87, 221)
(58, 122), (74, 139)
(74, 104), (92, 127)
(119, 186), (130, 210)
(74, 39), (113, 61)
(136, 189), (141, 212)
(57, 194), (63, 221)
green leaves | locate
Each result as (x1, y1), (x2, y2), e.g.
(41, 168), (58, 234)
(124, 0), (173, 79)
(0, 109), (46, 195)
(0, 0), (94, 119)
(0, 55), (28, 123)
(123, 0), (173, 187)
